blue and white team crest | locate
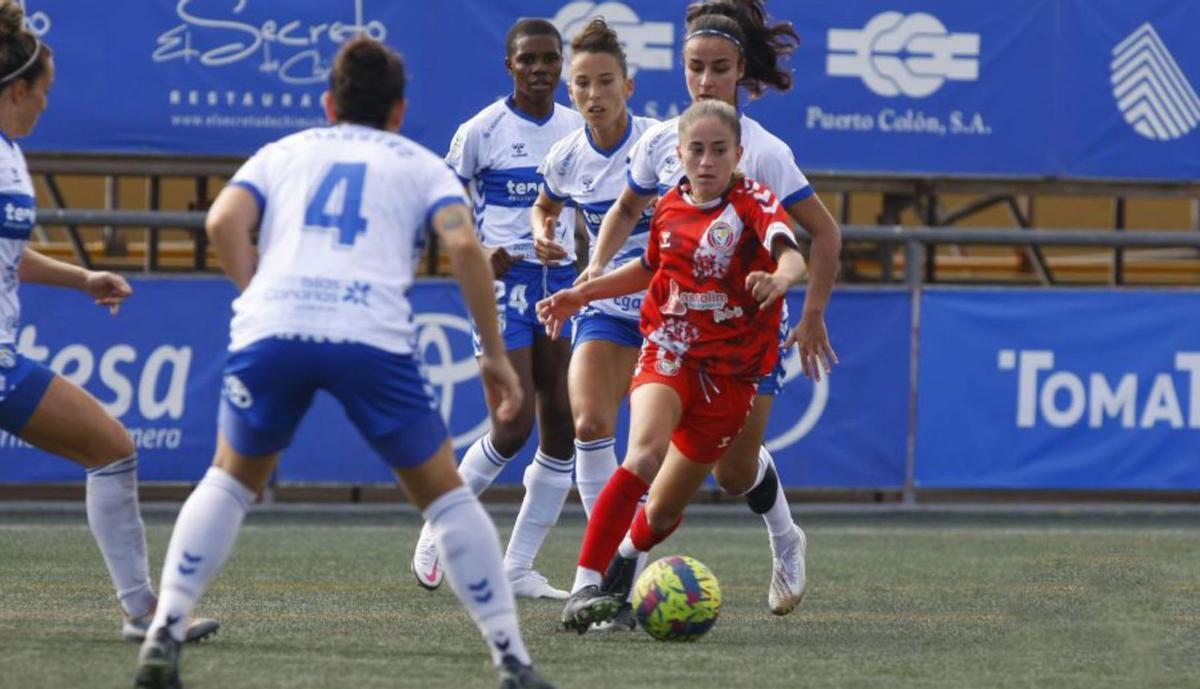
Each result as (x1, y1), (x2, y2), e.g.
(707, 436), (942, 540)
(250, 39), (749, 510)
(1111, 23), (1200, 141)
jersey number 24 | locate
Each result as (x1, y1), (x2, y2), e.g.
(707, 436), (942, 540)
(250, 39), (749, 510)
(304, 162), (368, 246)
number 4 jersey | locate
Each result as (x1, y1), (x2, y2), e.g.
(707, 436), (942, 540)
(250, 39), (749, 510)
(226, 123), (467, 355)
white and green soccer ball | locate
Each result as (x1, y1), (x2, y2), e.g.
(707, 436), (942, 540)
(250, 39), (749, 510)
(631, 555), (722, 642)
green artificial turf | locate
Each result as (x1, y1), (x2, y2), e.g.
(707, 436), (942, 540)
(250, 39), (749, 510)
(1, 509), (1197, 688)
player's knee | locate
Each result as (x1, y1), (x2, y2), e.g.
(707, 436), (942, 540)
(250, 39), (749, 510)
(622, 445), (666, 484)
(489, 413), (534, 457)
(573, 410), (615, 442)
(713, 463), (757, 496)
(742, 463), (780, 515)
(86, 424), (136, 468)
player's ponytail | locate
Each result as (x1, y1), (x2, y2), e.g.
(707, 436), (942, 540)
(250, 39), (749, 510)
(329, 36), (406, 130)
(685, 0), (798, 98)
(0, 0), (51, 93)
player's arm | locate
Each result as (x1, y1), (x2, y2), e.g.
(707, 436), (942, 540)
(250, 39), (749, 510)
(433, 202), (522, 420)
(585, 185), (653, 282)
(434, 203), (502, 355)
(530, 190), (567, 264)
(536, 258), (652, 339)
(784, 194), (841, 379)
(206, 185), (261, 292)
(18, 247), (132, 312)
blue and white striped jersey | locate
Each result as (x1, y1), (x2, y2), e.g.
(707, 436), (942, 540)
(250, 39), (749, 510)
(540, 114), (658, 321)
(447, 96), (583, 266)
(0, 133), (35, 345)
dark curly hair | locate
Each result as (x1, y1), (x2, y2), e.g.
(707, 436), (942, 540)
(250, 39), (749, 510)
(685, 0), (799, 98)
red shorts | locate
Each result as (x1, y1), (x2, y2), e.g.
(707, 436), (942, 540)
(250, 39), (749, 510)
(630, 350), (756, 464)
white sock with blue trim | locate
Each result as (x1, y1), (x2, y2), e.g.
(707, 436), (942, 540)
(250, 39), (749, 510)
(150, 467), (254, 642)
(425, 486), (530, 667)
(85, 454), (155, 618)
(574, 437), (618, 519)
(503, 450), (574, 573)
(458, 434), (512, 496)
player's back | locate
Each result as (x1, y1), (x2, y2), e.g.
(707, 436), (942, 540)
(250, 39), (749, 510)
(229, 123), (464, 356)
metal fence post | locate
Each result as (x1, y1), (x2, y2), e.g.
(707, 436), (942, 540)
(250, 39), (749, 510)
(904, 237), (923, 506)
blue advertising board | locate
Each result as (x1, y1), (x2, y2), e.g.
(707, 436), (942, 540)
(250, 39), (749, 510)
(16, 1), (1200, 181)
(1056, 0), (1200, 180)
(915, 289), (1200, 489)
(0, 278), (235, 481)
(1, 278), (910, 488)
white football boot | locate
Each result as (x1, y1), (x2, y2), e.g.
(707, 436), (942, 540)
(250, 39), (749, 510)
(508, 568), (568, 600)
(768, 525), (807, 615)
(411, 523), (443, 590)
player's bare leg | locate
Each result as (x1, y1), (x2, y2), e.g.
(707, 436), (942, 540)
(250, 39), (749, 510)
(412, 347), (535, 591)
(134, 436), (274, 689)
(712, 395), (807, 615)
(568, 340), (638, 516)
(502, 333), (575, 598)
(21, 375), (219, 644)
(562, 384), (680, 632)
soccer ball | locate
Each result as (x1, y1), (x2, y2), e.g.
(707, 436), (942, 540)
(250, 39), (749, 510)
(631, 555), (721, 642)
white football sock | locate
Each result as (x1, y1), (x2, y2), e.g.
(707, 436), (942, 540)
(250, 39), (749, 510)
(150, 467), (254, 641)
(574, 437), (617, 519)
(756, 448), (799, 555)
(425, 486), (531, 666)
(85, 455), (155, 618)
(504, 451), (573, 573)
(459, 434), (513, 496)
(571, 566), (602, 593)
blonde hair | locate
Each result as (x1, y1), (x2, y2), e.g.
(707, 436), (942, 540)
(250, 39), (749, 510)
(677, 99), (741, 145)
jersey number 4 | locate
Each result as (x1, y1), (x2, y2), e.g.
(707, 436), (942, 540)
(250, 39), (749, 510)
(305, 162), (368, 246)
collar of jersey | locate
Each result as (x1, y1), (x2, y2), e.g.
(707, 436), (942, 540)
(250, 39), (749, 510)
(678, 177), (727, 210)
(0, 129), (11, 148)
(584, 113), (633, 158)
(505, 95), (556, 126)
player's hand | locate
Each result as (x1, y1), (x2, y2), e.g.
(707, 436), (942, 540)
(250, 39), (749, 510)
(573, 263), (605, 286)
(487, 247), (515, 279)
(534, 216), (568, 264)
(84, 271), (132, 315)
(478, 353), (523, 424)
(784, 312), (838, 382)
(745, 271), (788, 310)
(536, 288), (586, 340)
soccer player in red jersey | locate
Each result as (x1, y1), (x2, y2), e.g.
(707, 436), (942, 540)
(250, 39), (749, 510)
(536, 100), (807, 631)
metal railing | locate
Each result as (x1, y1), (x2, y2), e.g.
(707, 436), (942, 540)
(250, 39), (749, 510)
(32, 208), (1200, 286)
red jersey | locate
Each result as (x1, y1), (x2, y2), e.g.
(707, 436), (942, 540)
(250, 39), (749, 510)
(639, 176), (797, 380)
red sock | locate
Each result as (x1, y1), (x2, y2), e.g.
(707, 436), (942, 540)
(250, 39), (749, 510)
(630, 506), (682, 552)
(578, 467), (649, 572)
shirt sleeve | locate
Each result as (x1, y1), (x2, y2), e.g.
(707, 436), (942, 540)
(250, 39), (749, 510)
(625, 128), (660, 197)
(228, 144), (274, 214)
(424, 158), (471, 231)
(537, 141), (570, 203)
(741, 181), (798, 254)
(445, 121), (477, 184)
(754, 142), (814, 209)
